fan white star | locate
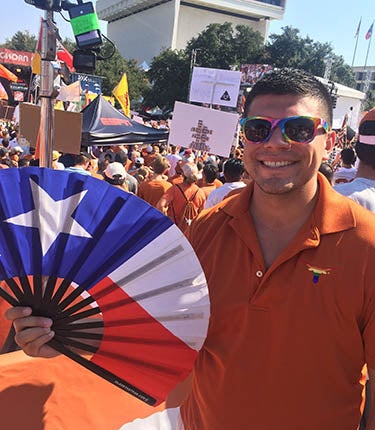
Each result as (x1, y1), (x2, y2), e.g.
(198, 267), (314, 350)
(4, 178), (92, 256)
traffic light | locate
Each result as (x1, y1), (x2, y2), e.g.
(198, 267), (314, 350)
(24, 0), (62, 12)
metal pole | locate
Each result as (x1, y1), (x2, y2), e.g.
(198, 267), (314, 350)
(38, 10), (56, 168)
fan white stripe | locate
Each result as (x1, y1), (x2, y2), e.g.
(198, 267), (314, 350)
(106, 225), (210, 351)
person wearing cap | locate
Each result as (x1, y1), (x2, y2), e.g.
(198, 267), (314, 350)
(114, 151), (138, 194)
(103, 162), (129, 192)
(138, 156), (172, 207)
(64, 152), (92, 176)
(52, 151), (64, 171)
(181, 148), (195, 163)
(9, 146), (24, 168)
(156, 162), (206, 229)
(335, 108), (375, 212)
(143, 145), (157, 167)
(5, 69), (375, 430)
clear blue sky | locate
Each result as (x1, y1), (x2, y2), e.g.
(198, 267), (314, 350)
(0, 0), (374, 67)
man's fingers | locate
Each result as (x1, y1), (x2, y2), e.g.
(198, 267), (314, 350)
(15, 327), (57, 358)
(5, 306), (32, 321)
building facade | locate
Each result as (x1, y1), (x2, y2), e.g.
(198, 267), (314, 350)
(96, 0), (286, 65)
(353, 66), (375, 93)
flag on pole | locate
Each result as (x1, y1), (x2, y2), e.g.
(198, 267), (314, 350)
(31, 18), (43, 75)
(355, 18), (362, 38)
(365, 23), (373, 40)
(337, 113), (348, 147)
(56, 40), (74, 72)
(112, 73), (131, 117)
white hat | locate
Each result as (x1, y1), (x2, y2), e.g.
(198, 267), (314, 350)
(104, 162), (126, 180)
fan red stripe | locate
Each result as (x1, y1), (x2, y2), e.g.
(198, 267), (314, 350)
(90, 276), (197, 404)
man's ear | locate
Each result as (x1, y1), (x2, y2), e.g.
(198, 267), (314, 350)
(322, 130), (336, 161)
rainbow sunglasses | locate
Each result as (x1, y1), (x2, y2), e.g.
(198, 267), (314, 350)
(240, 116), (329, 144)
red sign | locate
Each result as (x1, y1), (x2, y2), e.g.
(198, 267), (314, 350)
(0, 48), (33, 67)
(100, 118), (132, 126)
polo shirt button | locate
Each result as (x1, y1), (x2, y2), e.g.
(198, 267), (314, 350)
(256, 270), (263, 278)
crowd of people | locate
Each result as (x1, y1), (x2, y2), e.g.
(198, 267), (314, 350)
(2, 68), (375, 429)
(0, 122), (250, 230)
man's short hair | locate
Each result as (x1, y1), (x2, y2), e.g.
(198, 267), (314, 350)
(223, 158), (244, 182)
(114, 151), (128, 165)
(153, 156), (170, 174)
(203, 163), (219, 184)
(340, 147), (356, 166)
(243, 68), (333, 127)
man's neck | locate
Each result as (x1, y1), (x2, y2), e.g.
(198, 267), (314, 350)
(356, 162), (375, 180)
(250, 179), (319, 268)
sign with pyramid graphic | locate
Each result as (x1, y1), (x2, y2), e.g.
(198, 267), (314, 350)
(189, 67), (241, 108)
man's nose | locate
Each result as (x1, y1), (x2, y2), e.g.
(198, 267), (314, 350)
(263, 126), (291, 149)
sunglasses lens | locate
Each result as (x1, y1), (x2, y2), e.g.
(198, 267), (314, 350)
(284, 117), (316, 143)
(244, 119), (272, 143)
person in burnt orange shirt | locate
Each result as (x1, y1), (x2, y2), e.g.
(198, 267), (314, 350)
(5, 69), (375, 430)
(156, 162), (206, 229)
(137, 156), (172, 207)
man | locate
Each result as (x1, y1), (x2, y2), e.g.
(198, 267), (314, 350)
(64, 152), (92, 176)
(8, 146), (24, 168)
(204, 158), (245, 208)
(5, 69), (375, 430)
(332, 146), (357, 185)
(157, 162), (206, 232)
(137, 156), (172, 207)
(335, 108), (375, 212)
(114, 151), (138, 194)
(197, 163), (222, 198)
(166, 144), (182, 177)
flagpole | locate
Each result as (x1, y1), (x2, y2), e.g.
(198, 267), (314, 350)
(352, 17), (361, 67)
(39, 10), (56, 168)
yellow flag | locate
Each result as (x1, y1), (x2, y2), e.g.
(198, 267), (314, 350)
(31, 52), (41, 75)
(112, 73), (130, 117)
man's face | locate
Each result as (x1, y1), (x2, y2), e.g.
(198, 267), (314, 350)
(243, 94), (334, 196)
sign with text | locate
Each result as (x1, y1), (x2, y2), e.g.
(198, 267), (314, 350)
(169, 102), (239, 157)
(0, 48), (33, 67)
(189, 67), (241, 108)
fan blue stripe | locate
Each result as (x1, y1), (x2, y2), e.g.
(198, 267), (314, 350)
(0, 167), (173, 288)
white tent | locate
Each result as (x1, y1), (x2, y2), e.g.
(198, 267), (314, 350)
(317, 77), (366, 131)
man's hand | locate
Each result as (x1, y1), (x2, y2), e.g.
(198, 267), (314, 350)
(5, 307), (59, 358)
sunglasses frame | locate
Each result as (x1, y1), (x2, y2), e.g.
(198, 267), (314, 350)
(240, 115), (329, 145)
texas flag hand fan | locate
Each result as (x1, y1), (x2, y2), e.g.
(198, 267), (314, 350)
(0, 167), (209, 406)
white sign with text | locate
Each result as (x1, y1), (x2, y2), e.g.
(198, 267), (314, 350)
(168, 102), (239, 157)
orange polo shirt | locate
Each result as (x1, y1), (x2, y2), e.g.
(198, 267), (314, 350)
(182, 173), (375, 430)
(138, 179), (172, 208)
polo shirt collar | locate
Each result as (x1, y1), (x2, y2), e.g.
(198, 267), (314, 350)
(221, 173), (356, 237)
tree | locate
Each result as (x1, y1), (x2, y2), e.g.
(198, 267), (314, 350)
(144, 49), (190, 112)
(265, 26), (356, 88)
(144, 23), (265, 109)
(1, 30), (37, 52)
(94, 41), (148, 101)
(186, 22), (264, 69)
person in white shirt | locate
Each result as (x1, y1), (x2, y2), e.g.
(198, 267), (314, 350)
(332, 147), (357, 185)
(166, 145), (182, 177)
(204, 158), (246, 208)
(335, 108), (375, 213)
